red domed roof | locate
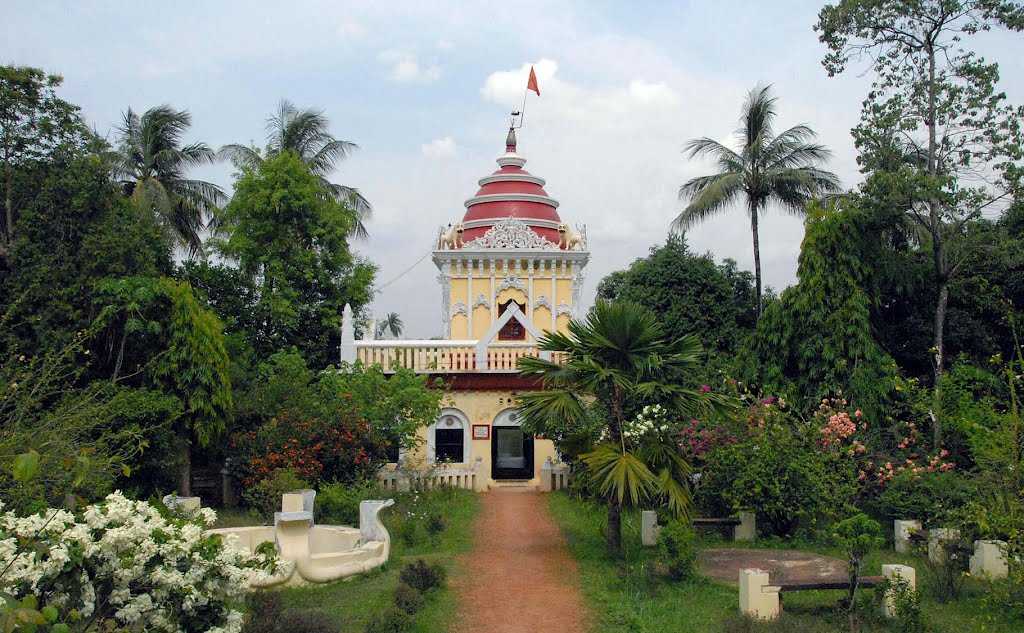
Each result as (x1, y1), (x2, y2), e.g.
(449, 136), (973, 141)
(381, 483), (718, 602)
(460, 128), (562, 244)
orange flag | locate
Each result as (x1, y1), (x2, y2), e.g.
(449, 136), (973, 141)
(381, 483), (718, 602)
(527, 66), (540, 95)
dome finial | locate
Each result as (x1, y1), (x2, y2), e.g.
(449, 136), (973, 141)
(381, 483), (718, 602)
(505, 126), (517, 153)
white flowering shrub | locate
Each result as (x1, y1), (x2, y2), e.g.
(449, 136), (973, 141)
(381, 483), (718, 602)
(0, 492), (280, 633)
(622, 404), (673, 443)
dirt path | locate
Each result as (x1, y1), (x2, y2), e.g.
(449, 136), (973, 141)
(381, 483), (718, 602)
(452, 490), (589, 633)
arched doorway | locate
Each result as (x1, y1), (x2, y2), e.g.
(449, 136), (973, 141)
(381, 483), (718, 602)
(491, 408), (533, 480)
(429, 408), (471, 464)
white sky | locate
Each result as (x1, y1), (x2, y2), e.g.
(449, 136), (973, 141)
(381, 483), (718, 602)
(5, 1), (1023, 337)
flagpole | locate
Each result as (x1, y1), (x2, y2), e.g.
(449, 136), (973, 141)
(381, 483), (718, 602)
(516, 87), (528, 129)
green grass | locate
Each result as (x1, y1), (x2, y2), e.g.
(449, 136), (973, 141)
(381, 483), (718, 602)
(225, 487), (480, 633)
(547, 492), (1021, 633)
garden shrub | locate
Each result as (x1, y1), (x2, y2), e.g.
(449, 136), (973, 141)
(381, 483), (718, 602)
(657, 520), (698, 581)
(243, 468), (310, 519)
(393, 582), (425, 615)
(876, 574), (925, 633)
(868, 470), (976, 528)
(363, 607), (412, 633)
(317, 479), (380, 525)
(398, 559), (446, 592)
(831, 513), (883, 610)
(0, 492), (281, 633)
(922, 535), (972, 603)
(243, 591), (336, 633)
(426, 511), (447, 537)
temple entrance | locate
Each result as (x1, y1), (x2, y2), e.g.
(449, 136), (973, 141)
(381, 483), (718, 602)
(491, 409), (534, 480)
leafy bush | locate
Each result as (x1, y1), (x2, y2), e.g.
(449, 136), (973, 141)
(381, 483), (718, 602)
(363, 607), (412, 633)
(393, 583), (425, 615)
(922, 534), (971, 603)
(398, 559), (446, 593)
(0, 492), (281, 633)
(317, 479), (380, 525)
(425, 512), (447, 536)
(869, 470), (976, 528)
(243, 591), (336, 633)
(877, 574), (925, 633)
(831, 513), (883, 609)
(657, 520), (698, 581)
(242, 468), (310, 519)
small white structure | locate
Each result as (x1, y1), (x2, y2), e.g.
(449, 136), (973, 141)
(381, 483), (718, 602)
(734, 512), (756, 541)
(540, 457), (570, 492)
(893, 520), (921, 554)
(969, 540), (1008, 580)
(208, 493), (394, 587)
(928, 528), (961, 564)
(162, 494), (202, 514)
(739, 569), (781, 620)
(641, 511), (661, 547)
(881, 564), (917, 618)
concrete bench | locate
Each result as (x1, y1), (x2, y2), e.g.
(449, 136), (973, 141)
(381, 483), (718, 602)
(641, 510), (756, 546)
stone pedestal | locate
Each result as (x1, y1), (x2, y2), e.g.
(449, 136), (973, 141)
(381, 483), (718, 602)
(540, 458), (554, 492)
(739, 569), (780, 620)
(893, 520), (921, 554)
(162, 494), (201, 514)
(641, 510), (661, 547)
(969, 540), (1008, 580)
(734, 511), (756, 541)
(928, 528), (961, 564)
(881, 564), (916, 619)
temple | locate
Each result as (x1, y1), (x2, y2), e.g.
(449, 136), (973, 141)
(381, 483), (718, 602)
(340, 127), (589, 489)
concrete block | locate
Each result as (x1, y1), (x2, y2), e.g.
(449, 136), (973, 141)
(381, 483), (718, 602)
(928, 528), (961, 564)
(641, 510), (661, 547)
(969, 540), (1008, 580)
(881, 564), (916, 619)
(281, 492), (305, 513)
(734, 511), (756, 541)
(894, 520), (921, 554)
(540, 457), (554, 492)
(739, 568), (780, 620)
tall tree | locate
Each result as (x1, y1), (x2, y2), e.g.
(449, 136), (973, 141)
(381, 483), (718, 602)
(219, 100), (372, 238)
(517, 301), (725, 556)
(673, 85), (840, 313)
(816, 0), (1024, 443)
(211, 151), (375, 367)
(375, 312), (404, 339)
(112, 106), (225, 255)
(0, 65), (89, 265)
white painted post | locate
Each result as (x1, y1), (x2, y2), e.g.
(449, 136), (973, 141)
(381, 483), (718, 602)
(641, 510), (661, 547)
(969, 540), (1008, 580)
(540, 457), (554, 492)
(928, 528), (961, 564)
(340, 304), (356, 364)
(734, 511), (756, 541)
(894, 520), (921, 554)
(739, 569), (781, 620)
(881, 564), (916, 619)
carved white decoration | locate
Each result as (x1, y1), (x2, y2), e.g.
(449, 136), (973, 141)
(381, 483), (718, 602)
(534, 295), (552, 310)
(473, 294), (491, 309)
(451, 302), (467, 317)
(437, 265), (451, 336)
(556, 302), (573, 317)
(498, 275), (526, 292)
(461, 217), (561, 250)
(571, 272), (585, 315)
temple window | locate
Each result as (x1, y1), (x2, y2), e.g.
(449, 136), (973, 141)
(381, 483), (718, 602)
(497, 299), (527, 340)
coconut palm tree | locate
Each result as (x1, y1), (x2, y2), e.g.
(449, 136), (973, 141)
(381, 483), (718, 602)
(517, 301), (728, 556)
(375, 312), (404, 339)
(674, 84), (840, 314)
(219, 100), (371, 238)
(112, 106), (225, 255)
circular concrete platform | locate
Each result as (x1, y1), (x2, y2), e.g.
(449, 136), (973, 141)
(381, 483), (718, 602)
(698, 548), (849, 585)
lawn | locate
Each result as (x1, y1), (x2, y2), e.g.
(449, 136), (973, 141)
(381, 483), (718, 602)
(547, 492), (1020, 633)
(219, 487), (480, 633)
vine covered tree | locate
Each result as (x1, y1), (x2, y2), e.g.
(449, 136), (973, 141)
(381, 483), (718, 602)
(816, 0), (1024, 442)
(219, 100), (372, 238)
(112, 106), (225, 255)
(674, 85), (841, 314)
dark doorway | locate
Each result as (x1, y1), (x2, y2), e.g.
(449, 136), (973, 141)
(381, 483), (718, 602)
(497, 299), (527, 340)
(491, 426), (534, 479)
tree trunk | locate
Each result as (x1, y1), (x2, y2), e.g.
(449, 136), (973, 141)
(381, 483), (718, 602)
(932, 277), (949, 446)
(925, 39), (946, 447)
(750, 206), (763, 317)
(606, 497), (623, 556)
(3, 161), (13, 263)
(178, 440), (192, 497)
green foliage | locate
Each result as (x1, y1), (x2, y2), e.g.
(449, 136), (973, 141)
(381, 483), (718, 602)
(657, 520), (698, 581)
(595, 234), (757, 359)
(211, 151), (375, 367)
(242, 469), (310, 520)
(745, 200), (898, 420)
(878, 574), (926, 633)
(242, 591), (336, 633)
(316, 479), (381, 525)
(362, 608), (412, 633)
(397, 560), (446, 594)
(832, 513), (884, 608)
(392, 583), (424, 615)
(870, 471), (976, 528)
(697, 422), (855, 538)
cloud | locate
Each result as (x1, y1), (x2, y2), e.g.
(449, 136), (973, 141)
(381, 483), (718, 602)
(378, 49), (442, 83)
(481, 59), (559, 104)
(436, 39), (455, 50)
(628, 80), (679, 107)
(336, 19), (365, 39)
(421, 136), (457, 158)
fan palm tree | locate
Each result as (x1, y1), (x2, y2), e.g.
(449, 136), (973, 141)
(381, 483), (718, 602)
(375, 312), (404, 339)
(517, 301), (729, 556)
(219, 100), (371, 238)
(674, 84), (840, 314)
(112, 106), (225, 255)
